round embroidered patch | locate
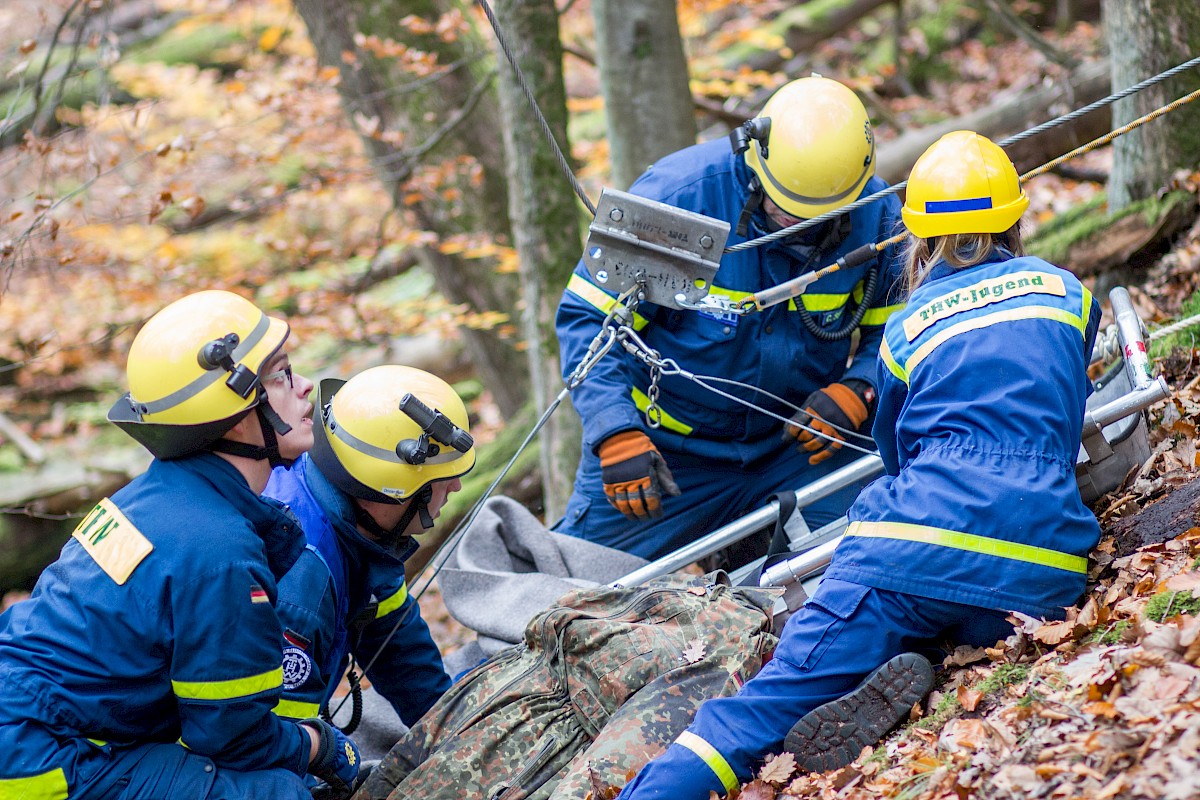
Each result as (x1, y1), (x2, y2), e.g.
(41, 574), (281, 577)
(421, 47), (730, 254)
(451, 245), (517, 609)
(281, 645), (313, 690)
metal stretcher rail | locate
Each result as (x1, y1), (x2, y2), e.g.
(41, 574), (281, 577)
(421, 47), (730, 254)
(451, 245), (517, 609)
(612, 286), (1171, 591)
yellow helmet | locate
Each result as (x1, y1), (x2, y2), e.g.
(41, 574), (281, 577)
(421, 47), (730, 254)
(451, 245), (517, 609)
(742, 77), (876, 219)
(107, 290), (289, 459)
(901, 131), (1029, 239)
(310, 365), (476, 505)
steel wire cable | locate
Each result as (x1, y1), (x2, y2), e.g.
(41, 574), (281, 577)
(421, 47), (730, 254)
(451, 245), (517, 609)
(474, 0), (596, 216)
(726, 55), (1200, 253)
(397, 36), (1200, 630)
(749, 83), (1200, 313)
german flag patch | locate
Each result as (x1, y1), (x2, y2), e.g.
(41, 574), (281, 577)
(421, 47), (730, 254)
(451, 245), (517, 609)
(250, 584), (269, 604)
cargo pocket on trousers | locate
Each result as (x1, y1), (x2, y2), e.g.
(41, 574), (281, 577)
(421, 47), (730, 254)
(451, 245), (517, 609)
(779, 579), (871, 672)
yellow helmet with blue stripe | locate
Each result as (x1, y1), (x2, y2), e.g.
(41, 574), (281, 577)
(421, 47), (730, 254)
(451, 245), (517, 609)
(901, 131), (1029, 239)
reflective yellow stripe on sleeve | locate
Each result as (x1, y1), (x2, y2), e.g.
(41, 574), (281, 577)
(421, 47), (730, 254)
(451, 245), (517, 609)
(272, 698), (321, 719)
(846, 521), (1088, 573)
(675, 731), (739, 795)
(0, 768), (69, 799)
(902, 305), (1085, 377)
(172, 667), (283, 701)
(375, 582), (409, 618)
(566, 275), (650, 330)
(879, 337), (907, 384)
(800, 292), (848, 312)
(631, 387), (693, 435)
(861, 302), (905, 326)
(1081, 287), (1093, 330)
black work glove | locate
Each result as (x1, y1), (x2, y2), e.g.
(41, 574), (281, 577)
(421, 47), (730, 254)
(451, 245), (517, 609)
(783, 380), (874, 465)
(304, 717), (361, 796)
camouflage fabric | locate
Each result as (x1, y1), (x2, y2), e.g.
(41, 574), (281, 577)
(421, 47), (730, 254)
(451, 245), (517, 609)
(352, 572), (777, 800)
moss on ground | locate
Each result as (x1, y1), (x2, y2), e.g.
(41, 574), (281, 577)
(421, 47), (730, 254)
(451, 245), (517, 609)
(1027, 190), (1193, 266)
(1086, 619), (1131, 646)
(1144, 590), (1200, 622)
(1151, 288), (1200, 359)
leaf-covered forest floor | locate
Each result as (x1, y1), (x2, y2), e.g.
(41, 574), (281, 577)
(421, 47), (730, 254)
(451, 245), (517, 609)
(4, 3), (1200, 797)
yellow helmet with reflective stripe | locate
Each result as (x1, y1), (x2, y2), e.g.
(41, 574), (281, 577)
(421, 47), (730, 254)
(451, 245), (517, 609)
(310, 365), (476, 504)
(743, 77), (876, 219)
(901, 131), (1029, 239)
(107, 290), (289, 459)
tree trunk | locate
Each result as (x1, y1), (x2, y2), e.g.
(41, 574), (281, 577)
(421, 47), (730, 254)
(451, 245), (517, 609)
(592, 0), (695, 190)
(490, 0), (583, 521)
(292, 0), (530, 416)
(875, 59), (1112, 184)
(1102, 0), (1200, 213)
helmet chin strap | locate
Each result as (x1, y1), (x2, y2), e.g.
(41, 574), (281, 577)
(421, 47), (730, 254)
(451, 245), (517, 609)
(736, 175), (766, 238)
(209, 389), (294, 469)
(353, 484), (435, 551)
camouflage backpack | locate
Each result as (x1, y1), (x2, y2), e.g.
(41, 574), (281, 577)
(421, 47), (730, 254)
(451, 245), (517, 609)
(352, 571), (777, 800)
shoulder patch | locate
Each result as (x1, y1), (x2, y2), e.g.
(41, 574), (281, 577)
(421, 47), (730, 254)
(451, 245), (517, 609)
(281, 645), (314, 690)
(904, 271), (1066, 341)
(72, 498), (154, 585)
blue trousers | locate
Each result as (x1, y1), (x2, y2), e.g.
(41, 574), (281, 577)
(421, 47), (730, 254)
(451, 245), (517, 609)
(617, 579), (1015, 799)
(0, 725), (310, 800)
(553, 441), (870, 560)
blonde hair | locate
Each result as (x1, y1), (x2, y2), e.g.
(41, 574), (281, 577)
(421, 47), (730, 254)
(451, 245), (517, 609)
(901, 225), (1024, 296)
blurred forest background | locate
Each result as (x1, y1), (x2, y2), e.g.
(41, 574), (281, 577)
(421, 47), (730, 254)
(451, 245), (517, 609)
(1, 0), (1199, 607)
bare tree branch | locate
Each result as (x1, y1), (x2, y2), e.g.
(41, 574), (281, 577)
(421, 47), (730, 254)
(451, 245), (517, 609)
(981, 0), (1080, 69)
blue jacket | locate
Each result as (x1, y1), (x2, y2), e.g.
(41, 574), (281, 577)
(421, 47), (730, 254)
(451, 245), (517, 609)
(0, 453), (310, 779)
(616, 253), (1105, 800)
(828, 252), (1103, 616)
(556, 138), (906, 465)
(265, 455), (451, 727)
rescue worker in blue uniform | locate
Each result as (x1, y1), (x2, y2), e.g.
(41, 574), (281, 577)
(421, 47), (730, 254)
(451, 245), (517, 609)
(264, 365), (475, 731)
(617, 131), (1103, 799)
(554, 77), (907, 560)
(0, 291), (361, 799)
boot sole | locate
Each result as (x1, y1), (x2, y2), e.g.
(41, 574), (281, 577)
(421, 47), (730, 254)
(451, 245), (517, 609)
(783, 652), (935, 773)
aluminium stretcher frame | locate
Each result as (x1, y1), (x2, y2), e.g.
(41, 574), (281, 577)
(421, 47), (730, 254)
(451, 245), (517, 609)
(611, 286), (1171, 599)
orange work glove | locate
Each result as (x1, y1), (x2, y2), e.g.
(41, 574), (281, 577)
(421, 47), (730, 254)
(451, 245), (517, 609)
(783, 381), (873, 465)
(598, 430), (681, 521)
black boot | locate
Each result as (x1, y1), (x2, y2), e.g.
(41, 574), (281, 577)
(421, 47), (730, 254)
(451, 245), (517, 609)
(783, 652), (934, 773)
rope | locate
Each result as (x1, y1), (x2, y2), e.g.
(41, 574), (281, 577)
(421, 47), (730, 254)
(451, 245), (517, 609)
(747, 83), (1200, 313)
(474, 0), (596, 216)
(410, 385), (572, 602)
(1150, 312), (1200, 341)
(725, 55), (1200, 254)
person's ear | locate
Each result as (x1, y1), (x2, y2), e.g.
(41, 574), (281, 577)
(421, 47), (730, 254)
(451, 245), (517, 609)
(224, 411), (262, 444)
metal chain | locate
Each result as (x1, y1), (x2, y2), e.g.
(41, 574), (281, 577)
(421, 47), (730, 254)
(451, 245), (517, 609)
(645, 361), (663, 429)
(617, 325), (877, 452)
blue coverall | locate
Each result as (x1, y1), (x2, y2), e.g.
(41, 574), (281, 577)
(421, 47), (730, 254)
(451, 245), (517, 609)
(265, 454), (452, 727)
(619, 252), (1103, 798)
(0, 453), (313, 800)
(554, 138), (906, 559)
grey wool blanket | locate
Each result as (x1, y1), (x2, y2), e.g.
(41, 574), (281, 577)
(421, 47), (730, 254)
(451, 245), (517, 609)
(438, 496), (648, 654)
